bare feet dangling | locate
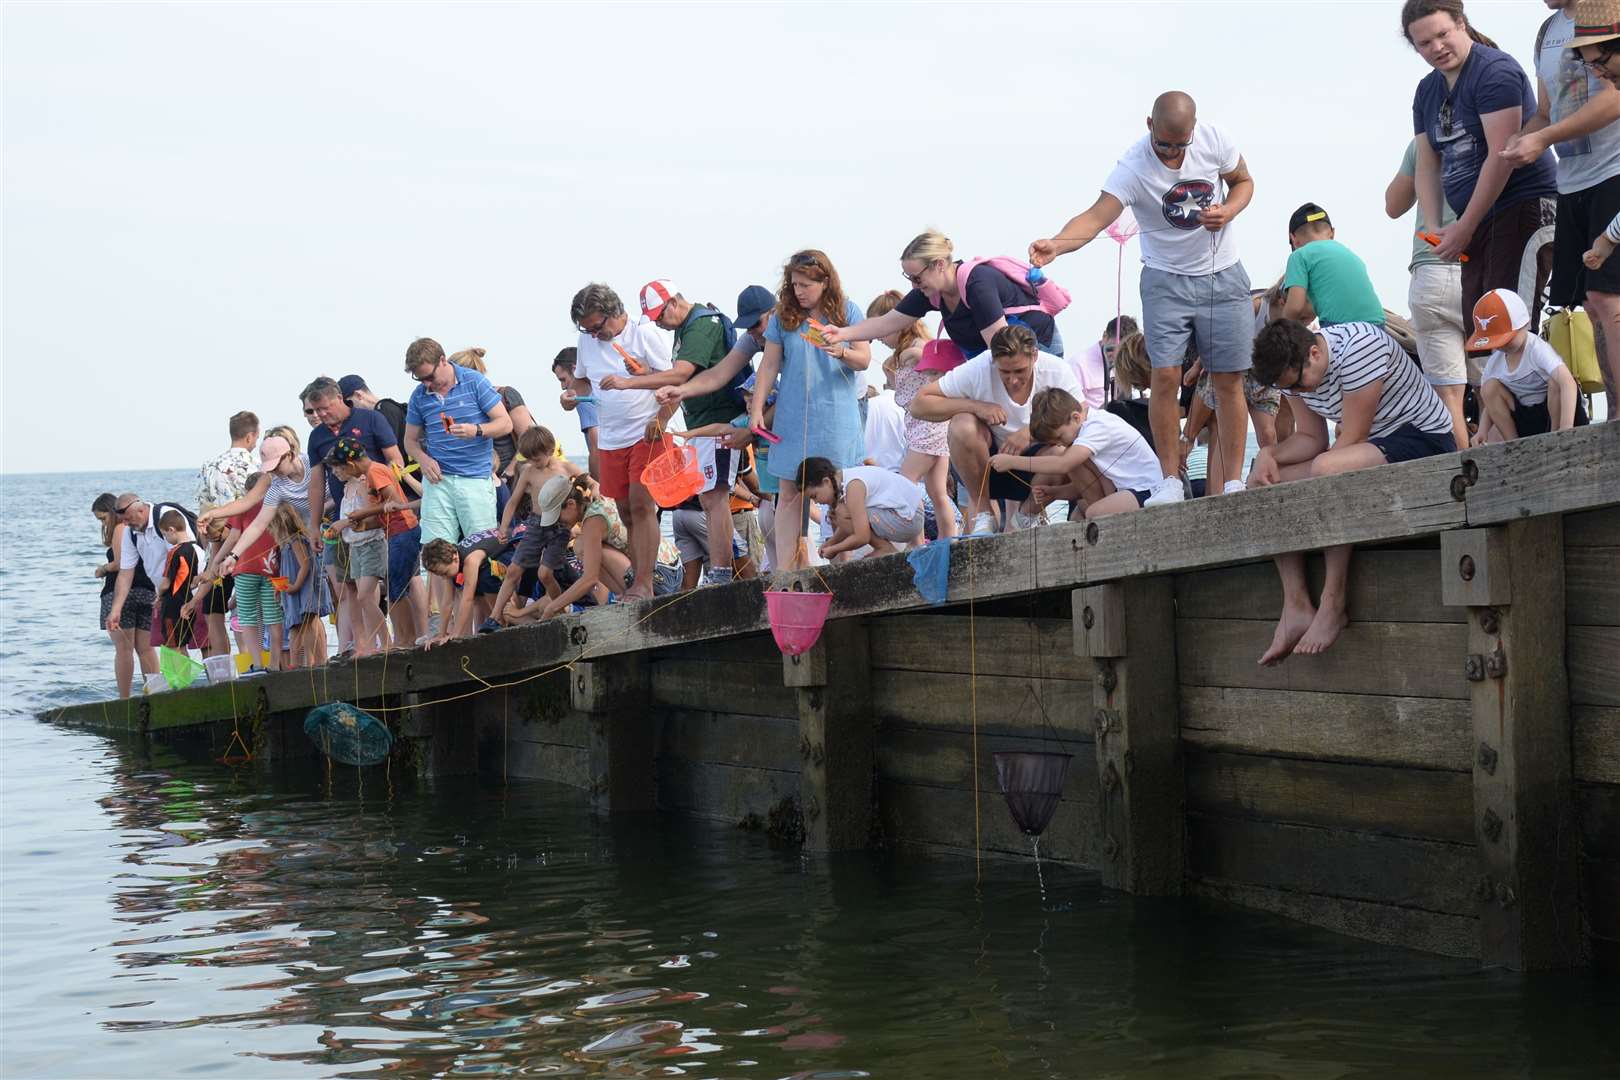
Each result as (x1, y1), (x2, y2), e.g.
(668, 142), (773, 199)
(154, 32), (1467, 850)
(1259, 602), (1315, 666)
(1294, 601), (1349, 656)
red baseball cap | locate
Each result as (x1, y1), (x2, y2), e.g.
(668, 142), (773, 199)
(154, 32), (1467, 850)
(1468, 288), (1528, 352)
(639, 280), (679, 321)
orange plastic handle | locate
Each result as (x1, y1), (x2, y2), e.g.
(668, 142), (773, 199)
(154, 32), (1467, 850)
(1418, 232), (1469, 262)
(611, 342), (647, 374)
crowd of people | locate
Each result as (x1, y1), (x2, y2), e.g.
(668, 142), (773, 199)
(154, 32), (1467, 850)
(92, 0), (1618, 696)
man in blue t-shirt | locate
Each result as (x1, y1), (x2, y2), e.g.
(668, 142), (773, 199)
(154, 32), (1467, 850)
(1409, 20), (1556, 347)
(402, 336), (512, 548)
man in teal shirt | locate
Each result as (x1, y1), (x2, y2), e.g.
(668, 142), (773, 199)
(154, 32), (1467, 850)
(1279, 203), (1386, 326)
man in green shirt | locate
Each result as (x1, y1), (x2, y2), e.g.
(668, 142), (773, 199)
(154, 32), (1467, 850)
(1279, 203), (1386, 326)
(606, 280), (742, 585)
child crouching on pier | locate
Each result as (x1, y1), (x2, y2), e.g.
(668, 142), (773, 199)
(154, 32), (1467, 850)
(797, 456), (924, 560)
(1247, 319), (1456, 666)
(988, 388), (1161, 519)
(1468, 289), (1588, 444)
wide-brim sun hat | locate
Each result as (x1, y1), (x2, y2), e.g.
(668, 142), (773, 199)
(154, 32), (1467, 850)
(1570, 0), (1620, 48)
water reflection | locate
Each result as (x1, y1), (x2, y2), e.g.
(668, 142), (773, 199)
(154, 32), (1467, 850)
(4, 730), (1618, 1079)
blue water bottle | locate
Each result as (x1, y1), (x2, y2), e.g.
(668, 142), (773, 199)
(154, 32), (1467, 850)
(1026, 265), (1046, 286)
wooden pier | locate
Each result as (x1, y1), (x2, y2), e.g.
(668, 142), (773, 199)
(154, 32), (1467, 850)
(49, 423), (1620, 972)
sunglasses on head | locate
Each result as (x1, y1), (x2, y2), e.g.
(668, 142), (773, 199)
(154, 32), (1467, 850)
(114, 500), (139, 516)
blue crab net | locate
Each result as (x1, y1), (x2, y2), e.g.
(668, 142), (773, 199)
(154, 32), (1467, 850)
(304, 703), (393, 766)
(906, 539), (951, 606)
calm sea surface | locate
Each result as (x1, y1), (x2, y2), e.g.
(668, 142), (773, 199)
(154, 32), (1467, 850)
(3, 469), (1618, 1079)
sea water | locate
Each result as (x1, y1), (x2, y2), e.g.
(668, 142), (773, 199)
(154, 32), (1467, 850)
(4, 469), (1619, 1078)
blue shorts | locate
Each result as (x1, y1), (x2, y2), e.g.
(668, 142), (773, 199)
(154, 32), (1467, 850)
(1141, 261), (1254, 373)
(1368, 423), (1455, 464)
(576, 400), (600, 432)
(387, 527), (421, 604)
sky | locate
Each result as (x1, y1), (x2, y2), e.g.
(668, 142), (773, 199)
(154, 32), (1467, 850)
(1, 1), (1564, 474)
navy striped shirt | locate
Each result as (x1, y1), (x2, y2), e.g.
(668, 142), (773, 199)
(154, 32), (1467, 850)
(1291, 322), (1453, 438)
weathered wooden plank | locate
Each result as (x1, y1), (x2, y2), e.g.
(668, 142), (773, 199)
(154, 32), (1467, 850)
(652, 632), (784, 666)
(868, 615), (1093, 681)
(1048, 443), (1467, 589)
(1177, 619), (1469, 699)
(1576, 707), (1620, 784)
(1186, 815), (1479, 916)
(877, 724), (1098, 795)
(657, 758), (799, 825)
(650, 657), (798, 718)
(1179, 686), (1471, 771)
(878, 779), (1099, 865)
(497, 740), (592, 789)
(1566, 547), (1620, 627)
(1185, 751), (1475, 844)
(1461, 422), (1620, 527)
(795, 619), (875, 851)
(1579, 783), (1620, 862)
(1570, 626), (1620, 707)
(659, 710), (800, 773)
(1565, 506), (1620, 547)
(871, 668), (1095, 739)
(1191, 878), (1479, 959)
(1174, 549), (1461, 624)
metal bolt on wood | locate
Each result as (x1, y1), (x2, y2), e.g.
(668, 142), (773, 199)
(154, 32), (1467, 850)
(1459, 554), (1476, 581)
(1466, 654), (1486, 682)
(1093, 708), (1113, 735)
(1102, 762), (1120, 792)
(1478, 742), (1499, 775)
(1481, 808), (1504, 843)
(1082, 605), (1095, 630)
(1485, 646), (1507, 679)
(1477, 608), (1500, 635)
(1495, 882), (1517, 907)
(1095, 660), (1117, 693)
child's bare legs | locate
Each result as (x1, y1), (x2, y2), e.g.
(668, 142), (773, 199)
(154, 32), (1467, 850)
(352, 577), (386, 657)
(387, 591), (419, 647)
(1480, 379), (1520, 440)
(202, 612), (229, 659)
(901, 451), (956, 539)
(407, 575), (429, 641)
(265, 624), (284, 670)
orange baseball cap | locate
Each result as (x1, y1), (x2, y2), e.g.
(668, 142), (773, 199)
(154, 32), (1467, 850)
(1468, 288), (1529, 352)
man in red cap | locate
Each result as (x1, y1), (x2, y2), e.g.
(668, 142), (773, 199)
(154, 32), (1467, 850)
(600, 280), (741, 585)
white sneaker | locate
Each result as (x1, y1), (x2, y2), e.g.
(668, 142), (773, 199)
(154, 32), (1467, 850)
(1144, 476), (1186, 506)
(1009, 506), (1044, 530)
(970, 512), (996, 535)
(1222, 479), (1247, 495)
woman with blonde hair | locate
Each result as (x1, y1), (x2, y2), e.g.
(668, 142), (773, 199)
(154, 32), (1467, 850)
(866, 291), (956, 538)
(826, 229), (1063, 358)
(749, 250), (871, 569)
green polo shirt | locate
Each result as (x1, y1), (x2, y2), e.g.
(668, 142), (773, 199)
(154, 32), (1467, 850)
(1283, 238), (1385, 326)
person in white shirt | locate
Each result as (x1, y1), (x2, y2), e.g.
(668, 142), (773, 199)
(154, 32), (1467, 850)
(1029, 90), (1256, 504)
(989, 388), (1161, 519)
(863, 380), (908, 472)
(567, 283), (673, 600)
(797, 457), (923, 559)
(910, 324), (1082, 533)
(1248, 319), (1456, 667)
(1469, 288), (1588, 442)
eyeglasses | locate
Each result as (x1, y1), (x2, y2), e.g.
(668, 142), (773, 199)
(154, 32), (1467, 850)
(576, 316), (610, 336)
(1151, 132), (1194, 152)
(303, 406), (317, 416)
(411, 359), (443, 383)
(1274, 362), (1305, 391)
(1582, 51), (1617, 73)
(902, 260), (934, 286)
(114, 500), (139, 517)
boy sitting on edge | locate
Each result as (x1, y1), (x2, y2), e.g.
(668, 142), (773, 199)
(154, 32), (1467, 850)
(988, 387), (1161, 519)
(1278, 203), (1385, 327)
(1468, 288), (1587, 444)
(1248, 319), (1455, 666)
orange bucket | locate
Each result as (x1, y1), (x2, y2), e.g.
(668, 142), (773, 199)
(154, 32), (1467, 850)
(765, 587), (833, 656)
(640, 434), (705, 508)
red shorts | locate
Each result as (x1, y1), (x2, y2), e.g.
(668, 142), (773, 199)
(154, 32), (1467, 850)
(598, 439), (654, 501)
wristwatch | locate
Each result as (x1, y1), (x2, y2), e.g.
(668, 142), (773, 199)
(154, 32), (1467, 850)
(476, 423), (483, 437)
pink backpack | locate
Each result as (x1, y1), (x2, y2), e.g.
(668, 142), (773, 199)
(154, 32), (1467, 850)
(927, 257), (1072, 318)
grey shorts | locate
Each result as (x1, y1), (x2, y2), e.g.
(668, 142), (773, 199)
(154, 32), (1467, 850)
(346, 537), (388, 581)
(1141, 261), (1254, 373)
(868, 506), (923, 544)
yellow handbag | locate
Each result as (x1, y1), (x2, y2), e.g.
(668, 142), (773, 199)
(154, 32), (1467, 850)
(1542, 308), (1606, 394)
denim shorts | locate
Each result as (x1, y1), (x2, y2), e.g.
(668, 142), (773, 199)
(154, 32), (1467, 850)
(387, 527), (422, 604)
(1141, 261), (1254, 373)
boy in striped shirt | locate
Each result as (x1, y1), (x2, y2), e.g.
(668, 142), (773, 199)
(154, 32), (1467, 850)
(1247, 319), (1456, 666)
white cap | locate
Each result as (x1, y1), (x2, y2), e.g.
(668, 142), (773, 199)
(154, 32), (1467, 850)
(639, 280), (679, 321)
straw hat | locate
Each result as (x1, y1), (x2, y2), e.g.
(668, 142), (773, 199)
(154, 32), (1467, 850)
(1570, 0), (1620, 48)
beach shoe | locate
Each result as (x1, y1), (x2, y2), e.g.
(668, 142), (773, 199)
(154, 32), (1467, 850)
(1222, 479), (1247, 495)
(701, 567), (734, 587)
(970, 512), (997, 536)
(1008, 506), (1044, 531)
(477, 618), (501, 635)
(1144, 475), (1186, 506)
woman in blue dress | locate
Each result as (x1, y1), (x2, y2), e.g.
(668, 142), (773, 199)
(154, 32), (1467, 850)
(749, 249), (872, 570)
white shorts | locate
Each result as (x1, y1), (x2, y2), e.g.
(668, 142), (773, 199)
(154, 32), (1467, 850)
(691, 436), (740, 495)
(1408, 264), (1470, 387)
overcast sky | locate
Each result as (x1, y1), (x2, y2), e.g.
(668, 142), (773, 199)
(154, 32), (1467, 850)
(2, 2), (1558, 474)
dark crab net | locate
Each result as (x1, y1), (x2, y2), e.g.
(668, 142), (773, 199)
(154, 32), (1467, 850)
(993, 751), (1073, 837)
(304, 703), (394, 766)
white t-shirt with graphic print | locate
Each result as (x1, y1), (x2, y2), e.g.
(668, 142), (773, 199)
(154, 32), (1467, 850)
(1103, 121), (1243, 277)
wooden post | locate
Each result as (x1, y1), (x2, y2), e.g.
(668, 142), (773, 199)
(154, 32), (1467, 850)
(1074, 578), (1182, 894)
(785, 619), (873, 852)
(571, 657), (655, 814)
(1441, 521), (1585, 970)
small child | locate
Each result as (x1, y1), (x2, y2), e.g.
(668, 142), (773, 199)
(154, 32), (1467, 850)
(322, 437), (392, 657)
(797, 456), (924, 560)
(1468, 288), (1588, 443)
(157, 510), (205, 652)
(496, 426), (593, 542)
(490, 473), (575, 622)
(219, 491), (282, 671)
(868, 290), (957, 539)
(420, 531), (532, 644)
(989, 387), (1161, 520)
(268, 502), (328, 669)
(1279, 202), (1385, 327)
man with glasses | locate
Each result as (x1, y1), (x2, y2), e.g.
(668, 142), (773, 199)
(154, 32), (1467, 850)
(1029, 90), (1257, 505)
(1246, 319), (1455, 667)
(402, 337), (513, 574)
(567, 283), (672, 601)
(105, 493), (205, 653)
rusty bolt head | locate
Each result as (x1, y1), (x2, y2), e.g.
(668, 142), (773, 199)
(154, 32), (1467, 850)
(1478, 608), (1500, 635)
(1458, 554), (1476, 581)
(1465, 654), (1486, 682)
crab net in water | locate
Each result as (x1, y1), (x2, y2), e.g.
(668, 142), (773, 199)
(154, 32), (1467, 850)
(304, 703), (393, 766)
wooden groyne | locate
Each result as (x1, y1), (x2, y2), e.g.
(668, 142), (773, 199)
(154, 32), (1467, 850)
(50, 423), (1620, 971)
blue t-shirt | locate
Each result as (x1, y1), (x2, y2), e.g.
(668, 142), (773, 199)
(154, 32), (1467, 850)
(405, 366), (504, 478)
(1412, 44), (1556, 223)
(307, 406), (398, 509)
